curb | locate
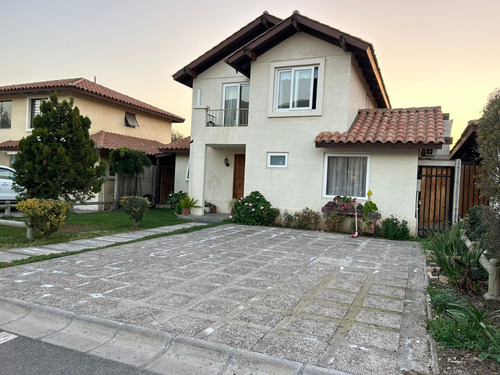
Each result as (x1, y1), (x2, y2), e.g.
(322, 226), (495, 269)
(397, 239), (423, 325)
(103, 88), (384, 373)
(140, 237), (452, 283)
(0, 297), (350, 375)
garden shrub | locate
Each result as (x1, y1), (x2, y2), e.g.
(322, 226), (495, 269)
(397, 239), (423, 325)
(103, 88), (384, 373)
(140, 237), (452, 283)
(17, 198), (71, 238)
(231, 191), (278, 226)
(282, 208), (321, 230)
(167, 191), (186, 206)
(119, 196), (149, 227)
(423, 221), (484, 286)
(382, 215), (410, 240)
(323, 211), (346, 232)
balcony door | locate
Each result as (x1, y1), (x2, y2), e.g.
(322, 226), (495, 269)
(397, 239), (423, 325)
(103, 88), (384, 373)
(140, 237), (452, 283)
(223, 83), (249, 126)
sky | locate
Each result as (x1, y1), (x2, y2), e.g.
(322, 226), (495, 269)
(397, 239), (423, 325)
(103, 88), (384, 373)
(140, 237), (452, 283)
(1, 0), (499, 143)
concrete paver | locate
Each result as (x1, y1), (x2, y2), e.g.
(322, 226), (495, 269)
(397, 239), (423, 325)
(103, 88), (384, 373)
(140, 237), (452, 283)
(0, 225), (434, 374)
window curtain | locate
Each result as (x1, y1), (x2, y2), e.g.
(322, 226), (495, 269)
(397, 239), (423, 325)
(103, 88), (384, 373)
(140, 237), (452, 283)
(326, 156), (367, 197)
(223, 85), (238, 125)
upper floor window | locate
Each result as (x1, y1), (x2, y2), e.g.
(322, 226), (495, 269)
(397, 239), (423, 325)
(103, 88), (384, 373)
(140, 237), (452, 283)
(222, 83), (249, 126)
(125, 112), (139, 128)
(28, 98), (46, 129)
(276, 66), (318, 111)
(267, 152), (288, 168)
(0, 101), (12, 129)
(268, 58), (324, 118)
(323, 154), (369, 199)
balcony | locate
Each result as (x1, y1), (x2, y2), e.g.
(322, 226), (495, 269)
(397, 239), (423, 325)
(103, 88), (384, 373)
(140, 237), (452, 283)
(206, 108), (248, 127)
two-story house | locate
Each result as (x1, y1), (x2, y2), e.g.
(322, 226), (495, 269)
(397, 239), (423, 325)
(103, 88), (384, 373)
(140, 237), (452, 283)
(173, 11), (452, 235)
(0, 78), (184, 207)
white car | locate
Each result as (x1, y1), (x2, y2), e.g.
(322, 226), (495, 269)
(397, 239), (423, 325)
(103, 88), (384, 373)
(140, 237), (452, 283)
(0, 165), (17, 203)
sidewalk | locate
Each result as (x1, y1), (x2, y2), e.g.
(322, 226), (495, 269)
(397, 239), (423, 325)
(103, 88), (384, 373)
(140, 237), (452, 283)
(0, 225), (436, 375)
(0, 222), (207, 263)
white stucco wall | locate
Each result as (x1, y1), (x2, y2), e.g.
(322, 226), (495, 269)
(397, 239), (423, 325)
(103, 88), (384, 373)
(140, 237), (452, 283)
(174, 154), (190, 193)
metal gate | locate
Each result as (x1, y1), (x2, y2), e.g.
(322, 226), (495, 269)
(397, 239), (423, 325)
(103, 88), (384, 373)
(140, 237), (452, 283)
(418, 166), (454, 236)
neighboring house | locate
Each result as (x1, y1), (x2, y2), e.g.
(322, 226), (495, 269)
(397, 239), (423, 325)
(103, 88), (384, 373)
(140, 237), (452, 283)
(173, 11), (453, 235)
(0, 78), (184, 208)
(156, 136), (191, 202)
(449, 120), (487, 218)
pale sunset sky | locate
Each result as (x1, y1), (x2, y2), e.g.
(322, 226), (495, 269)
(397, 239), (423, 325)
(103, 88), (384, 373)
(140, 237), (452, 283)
(1, 0), (499, 143)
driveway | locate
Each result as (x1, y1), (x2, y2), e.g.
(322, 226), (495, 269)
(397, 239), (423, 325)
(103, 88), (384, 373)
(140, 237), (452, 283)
(0, 225), (433, 375)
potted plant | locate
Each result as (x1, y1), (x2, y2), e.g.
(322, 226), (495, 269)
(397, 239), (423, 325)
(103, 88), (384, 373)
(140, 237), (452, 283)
(211, 204), (217, 213)
(361, 191), (381, 233)
(179, 194), (201, 216)
(204, 201), (212, 213)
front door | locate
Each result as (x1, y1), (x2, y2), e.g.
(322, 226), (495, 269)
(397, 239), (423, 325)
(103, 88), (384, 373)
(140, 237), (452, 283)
(232, 154), (245, 199)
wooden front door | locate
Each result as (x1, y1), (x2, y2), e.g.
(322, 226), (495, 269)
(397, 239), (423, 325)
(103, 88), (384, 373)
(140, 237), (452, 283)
(232, 154), (245, 199)
(160, 166), (174, 204)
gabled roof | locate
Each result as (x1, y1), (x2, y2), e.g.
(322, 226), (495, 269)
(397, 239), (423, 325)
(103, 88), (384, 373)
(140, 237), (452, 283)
(0, 140), (19, 151)
(315, 107), (447, 148)
(226, 11), (390, 108)
(173, 12), (282, 87)
(158, 136), (191, 152)
(0, 78), (184, 123)
(90, 131), (168, 156)
(449, 120), (479, 160)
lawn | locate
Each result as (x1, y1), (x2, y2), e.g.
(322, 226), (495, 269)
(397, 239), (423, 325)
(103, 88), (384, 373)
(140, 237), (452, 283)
(0, 208), (191, 251)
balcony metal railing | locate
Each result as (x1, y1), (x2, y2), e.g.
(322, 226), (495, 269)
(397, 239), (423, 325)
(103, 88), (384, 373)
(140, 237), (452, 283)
(206, 108), (249, 127)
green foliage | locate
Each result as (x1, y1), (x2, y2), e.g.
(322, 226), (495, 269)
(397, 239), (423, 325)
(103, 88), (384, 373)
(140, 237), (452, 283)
(178, 194), (200, 209)
(13, 93), (106, 202)
(167, 191), (186, 206)
(228, 198), (238, 214)
(466, 205), (488, 241)
(119, 196), (149, 227)
(423, 222), (484, 285)
(426, 313), (488, 350)
(231, 191), (278, 226)
(110, 147), (151, 175)
(323, 211), (346, 232)
(427, 286), (458, 314)
(477, 89), (500, 258)
(170, 129), (185, 142)
(282, 208), (321, 230)
(17, 198), (71, 238)
(382, 215), (410, 240)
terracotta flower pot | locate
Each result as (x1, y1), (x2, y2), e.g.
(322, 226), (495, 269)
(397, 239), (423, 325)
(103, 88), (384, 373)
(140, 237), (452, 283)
(181, 208), (190, 216)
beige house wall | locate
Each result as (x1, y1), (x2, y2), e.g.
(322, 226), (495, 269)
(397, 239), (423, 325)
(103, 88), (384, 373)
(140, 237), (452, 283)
(186, 33), (419, 234)
(174, 154), (190, 193)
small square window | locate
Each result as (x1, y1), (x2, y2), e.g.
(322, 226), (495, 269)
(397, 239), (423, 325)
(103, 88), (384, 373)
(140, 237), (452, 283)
(267, 153), (288, 168)
(125, 112), (139, 127)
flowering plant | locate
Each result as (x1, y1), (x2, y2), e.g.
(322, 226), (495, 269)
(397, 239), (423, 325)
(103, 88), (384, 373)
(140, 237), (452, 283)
(231, 191), (279, 226)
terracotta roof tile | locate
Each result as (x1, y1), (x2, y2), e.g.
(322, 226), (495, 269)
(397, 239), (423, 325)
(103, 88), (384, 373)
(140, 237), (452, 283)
(90, 131), (168, 156)
(0, 140), (19, 151)
(159, 136), (191, 151)
(315, 107), (445, 147)
(0, 78), (184, 123)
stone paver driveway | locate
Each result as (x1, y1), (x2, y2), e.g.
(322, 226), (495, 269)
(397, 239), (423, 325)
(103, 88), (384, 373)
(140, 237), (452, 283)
(0, 225), (432, 374)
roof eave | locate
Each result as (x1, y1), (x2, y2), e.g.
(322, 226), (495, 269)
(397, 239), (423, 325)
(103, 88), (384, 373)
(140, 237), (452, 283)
(315, 142), (444, 149)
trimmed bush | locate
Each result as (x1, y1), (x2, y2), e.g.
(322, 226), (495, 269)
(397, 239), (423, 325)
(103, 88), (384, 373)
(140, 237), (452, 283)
(119, 196), (149, 227)
(231, 191), (278, 226)
(323, 211), (346, 232)
(382, 215), (410, 240)
(17, 198), (71, 238)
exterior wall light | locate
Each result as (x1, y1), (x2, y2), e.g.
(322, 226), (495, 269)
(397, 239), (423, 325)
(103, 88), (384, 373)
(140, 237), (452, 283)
(224, 156), (230, 167)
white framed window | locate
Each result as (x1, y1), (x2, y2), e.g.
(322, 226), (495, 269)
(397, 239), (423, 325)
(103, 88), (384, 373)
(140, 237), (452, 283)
(267, 152), (288, 168)
(222, 83), (249, 125)
(125, 112), (139, 128)
(275, 66), (318, 111)
(26, 97), (47, 130)
(269, 58), (324, 118)
(323, 154), (370, 199)
(0, 101), (12, 129)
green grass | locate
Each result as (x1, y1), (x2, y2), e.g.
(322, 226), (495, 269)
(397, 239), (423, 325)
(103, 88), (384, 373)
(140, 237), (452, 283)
(0, 208), (190, 251)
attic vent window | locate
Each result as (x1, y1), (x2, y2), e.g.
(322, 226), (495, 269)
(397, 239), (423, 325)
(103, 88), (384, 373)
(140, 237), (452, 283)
(125, 112), (139, 128)
(421, 149), (436, 157)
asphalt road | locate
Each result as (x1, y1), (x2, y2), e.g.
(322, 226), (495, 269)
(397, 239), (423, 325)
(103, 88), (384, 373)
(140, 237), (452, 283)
(0, 331), (156, 375)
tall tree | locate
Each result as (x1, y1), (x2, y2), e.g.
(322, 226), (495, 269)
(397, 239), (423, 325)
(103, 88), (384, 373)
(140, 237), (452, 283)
(13, 93), (106, 202)
(477, 88), (500, 257)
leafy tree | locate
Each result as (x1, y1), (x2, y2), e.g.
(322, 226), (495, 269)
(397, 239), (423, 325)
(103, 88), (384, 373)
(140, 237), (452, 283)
(13, 93), (106, 202)
(477, 88), (500, 257)
(109, 147), (151, 203)
(171, 129), (185, 142)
